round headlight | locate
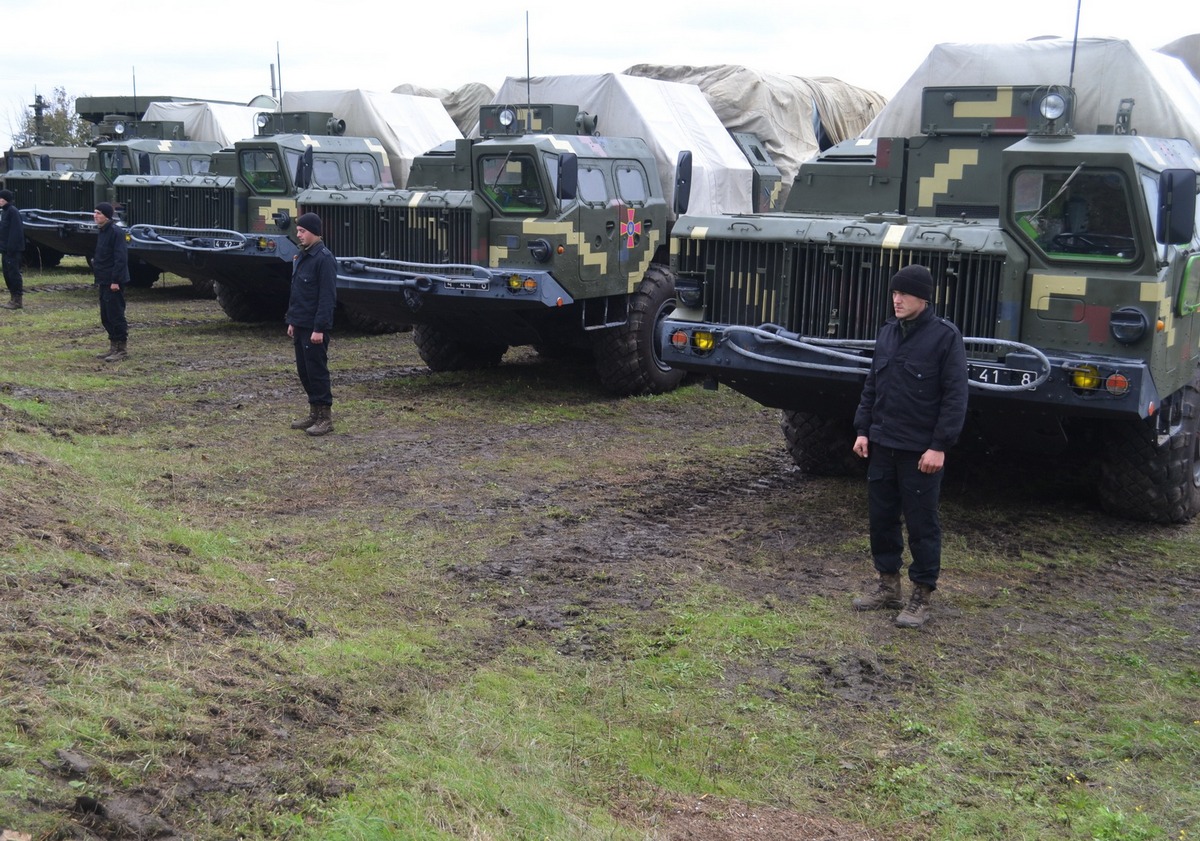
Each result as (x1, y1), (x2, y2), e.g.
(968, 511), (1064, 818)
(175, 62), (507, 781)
(498, 107), (517, 127)
(1040, 93), (1067, 121)
(256, 113), (270, 129)
(113, 121), (126, 136)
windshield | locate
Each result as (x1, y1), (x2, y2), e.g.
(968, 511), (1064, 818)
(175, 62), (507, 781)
(240, 149), (287, 194)
(479, 154), (546, 214)
(1012, 167), (1137, 262)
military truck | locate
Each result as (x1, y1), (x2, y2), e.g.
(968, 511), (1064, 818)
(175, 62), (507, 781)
(298, 86), (777, 396)
(8, 113), (222, 286)
(124, 111), (398, 319)
(657, 84), (1200, 523)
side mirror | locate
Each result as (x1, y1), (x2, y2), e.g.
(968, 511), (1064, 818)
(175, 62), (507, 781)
(1158, 168), (1197, 245)
(295, 146), (314, 190)
(558, 152), (578, 201)
(673, 150), (693, 215)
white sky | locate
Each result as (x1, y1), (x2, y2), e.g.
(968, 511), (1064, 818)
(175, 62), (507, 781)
(1, 0), (1191, 150)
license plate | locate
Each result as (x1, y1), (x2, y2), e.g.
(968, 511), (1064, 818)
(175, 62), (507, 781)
(969, 362), (1038, 387)
(443, 279), (490, 290)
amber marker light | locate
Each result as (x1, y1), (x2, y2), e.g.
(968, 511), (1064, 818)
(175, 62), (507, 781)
(1157, 319), (1166, 332)
(523, 277), (537, 291)
(507, 275), (522, 290)
(1071, 365), (1101, 391)
(692, 331), (716, 352)
(1105, 373), (1130, 396)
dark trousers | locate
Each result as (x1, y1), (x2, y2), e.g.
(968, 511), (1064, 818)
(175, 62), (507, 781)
(2, 250), (21, 295)
(866, 444), (943, 589)
(293, 332), (332, 406)
(98, 286), (127, 341)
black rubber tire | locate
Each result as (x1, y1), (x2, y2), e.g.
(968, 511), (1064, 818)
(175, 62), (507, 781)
(190, 278), (217, 299)
(413, 323), (506, 371)
(591, 264), (684, 396)
(23, 243), (63, 268)
(781, 409), (866, 477)
(338, 304), (406, 335)
(214, 281), (286, 323)
(125, 259), (161, 288)
(1098, 377), (1200, 524)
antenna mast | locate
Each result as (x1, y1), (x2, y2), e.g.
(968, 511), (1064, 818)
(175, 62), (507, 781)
(1068, 0), (1081, 88)
(525, 11), (532, 131)
(276, 42), (284, 111)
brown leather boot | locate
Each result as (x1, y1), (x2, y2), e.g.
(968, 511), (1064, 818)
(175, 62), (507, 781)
(852, 572), (903, 611)
(895, 583), (934, 628)
(305, 405), (333, 437)
(96, 340), (118, 359)
(290, 404), (319, 430)
(104, 340), (128, 362)
(1, 294), (22, 309)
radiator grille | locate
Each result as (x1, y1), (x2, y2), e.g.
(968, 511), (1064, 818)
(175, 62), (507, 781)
(313, 203), (473, 264)
(116, 183), (235, 229)
(676, 238), (1004, 343)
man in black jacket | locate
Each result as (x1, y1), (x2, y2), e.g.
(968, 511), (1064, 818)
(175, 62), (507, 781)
(285, 212), (337, 436)
(851, 265), (968, 628)
(93, 202), (129, 362)
(0, 189), (24, 310)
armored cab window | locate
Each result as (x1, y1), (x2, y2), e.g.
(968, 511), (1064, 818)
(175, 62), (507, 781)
(311, 158), (341, 189)
(577, 166), (608, 204)
(240, 149), (286, 194)
(1013, 167), (1137, 262)
(189, 158), (211, 175)
(99, 149), (132, 181)
(155, 159), (184, 177)
(615, 164), (649, 205)
(348, 157), (381, 189)
(479, 154), (546, 214)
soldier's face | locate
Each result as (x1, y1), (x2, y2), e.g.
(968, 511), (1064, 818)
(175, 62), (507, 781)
(296, 226), (315, 247)
(892, 290), (927, 320)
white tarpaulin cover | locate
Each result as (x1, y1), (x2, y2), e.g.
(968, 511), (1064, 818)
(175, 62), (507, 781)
(281, 89), (462, 187)
(622, 65), (887, 187)
(862, 39), (1200, 148)
(140, 101), (266, 146)
(392, 82), (495, 136)
(1159, 34), (1200, 83)
(488, 74), (753, 216)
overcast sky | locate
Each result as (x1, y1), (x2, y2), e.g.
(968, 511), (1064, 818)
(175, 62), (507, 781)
(1, 0), (1190, 150)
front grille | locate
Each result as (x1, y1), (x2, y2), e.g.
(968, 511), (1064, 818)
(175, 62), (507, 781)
(21, 178), (95, 213)
(676, 238), (1004, 343)
(116, 183), (235, 229)
(314, 202), (473, 264)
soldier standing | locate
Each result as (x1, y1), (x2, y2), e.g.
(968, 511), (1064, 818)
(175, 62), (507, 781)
(92, 202), (129, 362)
(851, 265), (968, 628)
(285, 212), (337, 436)
(0, 190), (24, 310)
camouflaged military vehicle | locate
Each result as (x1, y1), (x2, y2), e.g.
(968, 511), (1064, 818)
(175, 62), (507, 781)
(658, 84), (1200, 523)
(8, 113), (221, 286)
(124, 111), (396, 319)
(309, 102), (697, 395)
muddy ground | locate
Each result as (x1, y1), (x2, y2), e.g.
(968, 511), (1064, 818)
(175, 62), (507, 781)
(1, 272), (1197, 840)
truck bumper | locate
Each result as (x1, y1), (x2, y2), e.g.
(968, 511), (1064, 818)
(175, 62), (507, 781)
(659, 318), (1162, 420)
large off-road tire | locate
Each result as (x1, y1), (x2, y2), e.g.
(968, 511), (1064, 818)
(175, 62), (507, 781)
(190, 277), (217, 299)
(214, 281), (287, 323)
(338, 304), (406, 335)
(413, 323), (506, 371)
(781, 409), (865, 477)
(23, 243), (63, 268)
(591, 264), (684, 396)
(1098, 377), (1200, 524)
(125, 258), (161, 288)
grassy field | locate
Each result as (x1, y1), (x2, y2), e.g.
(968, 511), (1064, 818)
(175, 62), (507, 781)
(0, 258), (1197, 840)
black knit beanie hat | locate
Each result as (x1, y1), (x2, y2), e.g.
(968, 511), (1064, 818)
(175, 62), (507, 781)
(95, 202), (115, 220)
(296, 212), (322, 237)
(889, 265), (934, 301)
